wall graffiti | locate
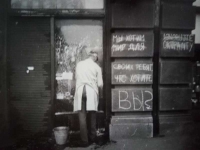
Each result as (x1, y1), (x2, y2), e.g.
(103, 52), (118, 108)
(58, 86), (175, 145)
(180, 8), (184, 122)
(160, 32), (194, 57)
(112, 89), (153, 112)
(111, 31), (154, 57)
(112, 61), (153, 84)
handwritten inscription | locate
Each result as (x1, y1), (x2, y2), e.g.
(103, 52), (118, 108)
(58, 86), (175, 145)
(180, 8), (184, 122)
(112, 89), (153, 111)
(114, 74), (152, 83)
(111, 32), (154, 57)
(112, 62), (153, 84)
(163, 34), (193, 41)
(112, 34), (146, 53)
(113, 34), (145, 43)
(113, 63), (153, 71)
(162, 33), (194, 52)
(112, 43), (146, 52)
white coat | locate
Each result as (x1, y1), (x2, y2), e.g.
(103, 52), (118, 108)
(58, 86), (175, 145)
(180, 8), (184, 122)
(73, 58), (103, 111)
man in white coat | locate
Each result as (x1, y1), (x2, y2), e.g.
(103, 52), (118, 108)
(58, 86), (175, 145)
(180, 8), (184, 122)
(73, 51), (103, 146)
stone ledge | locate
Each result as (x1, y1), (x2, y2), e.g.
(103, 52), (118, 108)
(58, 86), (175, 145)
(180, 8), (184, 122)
(110, 123), (153, 140)
(111, 115), (153, 124)
(110, 115), (153, 140)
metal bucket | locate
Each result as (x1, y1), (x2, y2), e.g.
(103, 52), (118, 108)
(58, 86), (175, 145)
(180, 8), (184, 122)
(53, 126), (69, 145)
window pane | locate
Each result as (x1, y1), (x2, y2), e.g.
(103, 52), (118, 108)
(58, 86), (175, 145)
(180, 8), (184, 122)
(55, 20), (103, 100)
(11, 0), (104, 9)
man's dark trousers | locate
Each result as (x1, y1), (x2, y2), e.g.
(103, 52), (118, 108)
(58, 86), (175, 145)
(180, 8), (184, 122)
(78, 86), (96, 144)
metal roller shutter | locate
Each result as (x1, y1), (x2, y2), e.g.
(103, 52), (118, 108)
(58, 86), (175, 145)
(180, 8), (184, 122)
(8, 17), (52, 136)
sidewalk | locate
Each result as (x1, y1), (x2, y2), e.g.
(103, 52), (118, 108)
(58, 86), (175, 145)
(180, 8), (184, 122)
(1, 126), (200, 150)
(1, 134), (200, 150)
(63, 136), (200, 150)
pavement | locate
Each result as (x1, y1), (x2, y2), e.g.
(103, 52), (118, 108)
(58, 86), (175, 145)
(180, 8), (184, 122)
(62, 136), (200, 150)
(1, 134), (200, 150)
(1, 122), (200, 150)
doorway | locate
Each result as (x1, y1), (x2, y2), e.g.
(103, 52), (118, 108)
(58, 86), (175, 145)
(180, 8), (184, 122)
(54, 19), (104, 129)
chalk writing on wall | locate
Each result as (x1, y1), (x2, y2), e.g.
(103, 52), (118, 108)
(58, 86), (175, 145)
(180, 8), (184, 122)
(112, 61), (153, 84)
(111, 31), (154, 57)
(112, 89), (153, 112)
(161, 32), (194, 57)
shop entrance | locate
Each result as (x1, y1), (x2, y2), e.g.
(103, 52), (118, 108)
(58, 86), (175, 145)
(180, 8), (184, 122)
(54, 19), (104, 130)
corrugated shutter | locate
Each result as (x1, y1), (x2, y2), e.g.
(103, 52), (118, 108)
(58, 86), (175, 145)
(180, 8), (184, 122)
(8, 17), (51, 136)
(0, 0), (8, 142)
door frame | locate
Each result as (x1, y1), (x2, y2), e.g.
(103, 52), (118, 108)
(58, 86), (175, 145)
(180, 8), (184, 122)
(50, 16), (109, 130)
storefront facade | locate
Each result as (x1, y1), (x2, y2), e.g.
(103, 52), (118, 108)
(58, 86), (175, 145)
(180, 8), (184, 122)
(0, 0), (197, 141)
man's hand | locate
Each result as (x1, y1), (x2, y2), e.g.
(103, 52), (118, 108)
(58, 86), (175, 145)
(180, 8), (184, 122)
(71, 88), (75, 95)
(68, 95), (74, 105)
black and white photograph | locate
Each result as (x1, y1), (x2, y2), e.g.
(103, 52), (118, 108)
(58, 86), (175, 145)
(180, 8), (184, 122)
(1, 0), (200, 150)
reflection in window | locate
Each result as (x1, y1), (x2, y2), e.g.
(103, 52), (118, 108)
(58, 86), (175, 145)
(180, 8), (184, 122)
(55, 20), (103, 100)
(11, 0), (104, 9)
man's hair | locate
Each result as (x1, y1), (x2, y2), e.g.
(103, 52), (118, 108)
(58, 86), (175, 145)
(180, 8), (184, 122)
(89, 50), (98, 61)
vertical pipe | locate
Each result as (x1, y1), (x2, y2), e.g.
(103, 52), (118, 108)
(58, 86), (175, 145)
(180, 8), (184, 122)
(5, 0), (9, 138)
(105, 0), (112, 140)
(50, 17), (55, 129)
(153, 0), (161, 136)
